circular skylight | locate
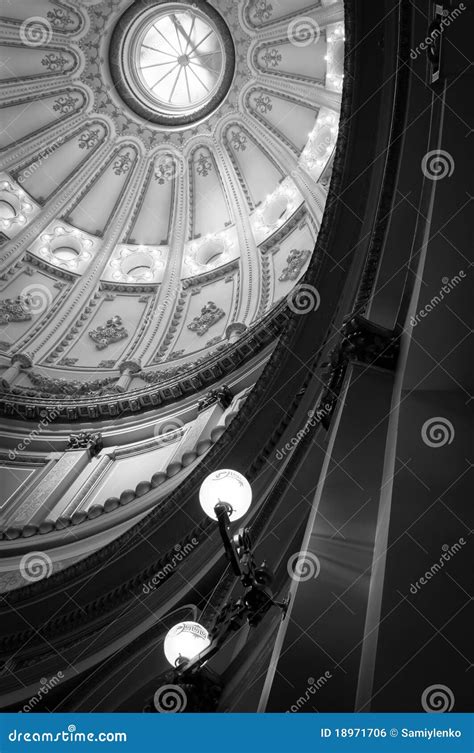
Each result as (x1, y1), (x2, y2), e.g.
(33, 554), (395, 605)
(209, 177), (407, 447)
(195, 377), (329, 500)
(111, 2), (235, 127)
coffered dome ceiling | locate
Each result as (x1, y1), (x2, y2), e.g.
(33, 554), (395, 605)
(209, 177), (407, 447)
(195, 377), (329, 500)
(0, 0), (344, 418)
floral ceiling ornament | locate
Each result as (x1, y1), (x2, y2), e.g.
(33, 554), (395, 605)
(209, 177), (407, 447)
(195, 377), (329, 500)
(41, 53), (70, 73)
(279, 249), (311, 282)
(89, 315), (128, 350)
(195, 153), (213, 178)
(113, 152), (133, 176)
(79, 129), (101, 150)
(0, 296), (32, 325)
(254, 94), (273, 114)
(154, 156), (176, 184)
(188, 302), (226, 337)
(47, 8), (75, 30)
(229, 129), (248, 151)
(53, 94), (80, 115)
(251, 0), (274, 23)
(262, 48), (282, 68)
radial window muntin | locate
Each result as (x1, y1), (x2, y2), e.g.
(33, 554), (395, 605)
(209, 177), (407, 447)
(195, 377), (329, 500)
(110, 1), (235, 127)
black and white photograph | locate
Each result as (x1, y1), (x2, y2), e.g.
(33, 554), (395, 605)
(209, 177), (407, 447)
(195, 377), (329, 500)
(0, 0), (472, 748)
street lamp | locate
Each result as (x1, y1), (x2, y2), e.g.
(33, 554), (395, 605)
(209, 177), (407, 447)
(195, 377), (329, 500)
(163, 621), (211, 668)
(199, 469), (252, 522)
(163, 470), (289, 678)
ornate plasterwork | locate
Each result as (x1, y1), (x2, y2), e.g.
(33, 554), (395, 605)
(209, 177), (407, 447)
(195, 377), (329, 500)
(80, 0), (252, 149)
(253, 35), (327, 85)
(0, 0), (343, 405)
(299, 107), (340, 179)
(183, 231), (235, 277)
(108, 245), (167, 284)
(251, 178), (302, 245)
(187, 302), (226, 337)
(1, 2), (84, 35)
(0, 176), (38, 238)
(279, 249), (311, 282)
(325, 22), (345, 92)
(88, 315), (128, 350)
(244, 0), (322, 30)
(109, 1), (236, 127)
(66, 431), (103, 456)
(0, 296), (32, 325)
(32, 223), (95, 274)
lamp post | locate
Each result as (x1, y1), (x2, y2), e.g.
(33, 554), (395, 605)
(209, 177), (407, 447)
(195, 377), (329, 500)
(162, 470), (289, 688)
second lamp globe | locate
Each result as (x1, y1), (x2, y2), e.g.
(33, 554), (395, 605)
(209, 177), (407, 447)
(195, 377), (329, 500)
(199, 469), (252, 522)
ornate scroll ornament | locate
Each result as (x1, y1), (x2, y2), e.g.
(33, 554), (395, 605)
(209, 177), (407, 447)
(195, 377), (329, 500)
(188, 302), (225, 337)
(113, 152), (133, 176)
(53, 94), (80, 114)
(47, 8), (76, 30)
(250, 0), (274, 23)
(89, 316), (128, 350)
(262, 49), (282, 68)
(66, 431), (103, 457)
(254, 94), (273, 114)
(195, 153), (213, 177)
(79, 129), (101, 150)
(41, 53), (70, 73)
(279, 249), (311, 282)
(229, 129), (248, 151)
(154, 156), (176, 184)
(0, 296), (32, 325)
